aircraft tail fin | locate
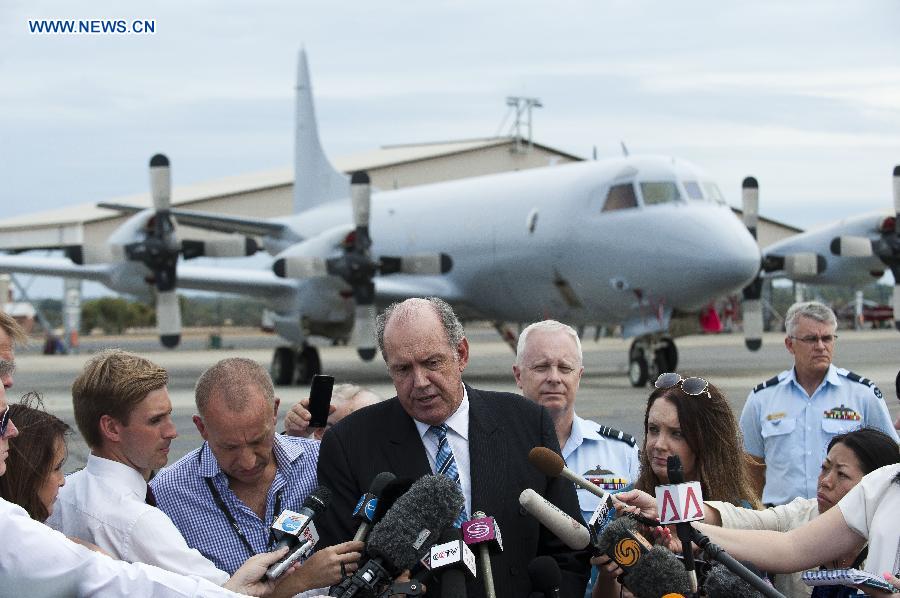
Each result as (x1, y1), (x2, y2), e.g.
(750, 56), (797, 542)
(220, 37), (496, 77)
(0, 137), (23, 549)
(294, 48), (349, 213)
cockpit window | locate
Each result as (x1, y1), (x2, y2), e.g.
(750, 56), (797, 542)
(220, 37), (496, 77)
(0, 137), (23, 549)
(640, 182), (681, 205)
(702, 181), (725, 204)
(602, 183), (638, 212)
(683, 181), (704, 200)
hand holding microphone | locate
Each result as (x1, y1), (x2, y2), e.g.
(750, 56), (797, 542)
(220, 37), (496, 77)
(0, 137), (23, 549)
(267, 486), (332, 579)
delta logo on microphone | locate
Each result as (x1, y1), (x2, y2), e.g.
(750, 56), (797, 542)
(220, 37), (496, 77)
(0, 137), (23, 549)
(461, 516), (503, 550)
(655, 481), (704, 524)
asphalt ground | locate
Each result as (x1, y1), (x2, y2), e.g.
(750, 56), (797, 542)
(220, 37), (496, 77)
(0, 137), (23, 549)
(9, 326), (900, 474)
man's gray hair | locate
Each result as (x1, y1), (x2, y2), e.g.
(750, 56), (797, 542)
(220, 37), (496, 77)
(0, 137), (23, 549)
(375, 297), (465, 358)
(785, 301), (837, 337)
(195, 357), (276, 414)
(515, 320), (583, 366)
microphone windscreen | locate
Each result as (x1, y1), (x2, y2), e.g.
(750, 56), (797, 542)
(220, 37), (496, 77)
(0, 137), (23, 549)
(527, 555), (562, 593)
(624, 546), (692, 598)
(366, 475), (464, 570)
(594, 515), (638, 556)
(304, 485), (332, 513)
(528, 446), (565, 477)
(369, 471), (397, 495)
(373, 476), (415, 521)
(703, 563), (765, 598)
(519, 488), (590, 550)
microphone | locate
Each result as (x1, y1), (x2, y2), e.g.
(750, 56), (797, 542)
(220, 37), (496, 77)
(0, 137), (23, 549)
(664, 455), (700, 593)
(595, 516), (692, 598)
(518, 488), (590, 550)
(329, 474), (464, 598)
(266, 486), (331, 579)
(528, 446), (608, 499)
(703, 563), (766, 598)
(461, 511), (501, 598)
(429, 528), (476, 579)
(352, 471), (396, 542)
(527, 555), (562, 598)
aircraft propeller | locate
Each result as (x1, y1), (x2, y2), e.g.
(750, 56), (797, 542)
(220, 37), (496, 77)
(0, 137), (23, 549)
(273, 171), (452, 360)
(829, 165), (900, 330)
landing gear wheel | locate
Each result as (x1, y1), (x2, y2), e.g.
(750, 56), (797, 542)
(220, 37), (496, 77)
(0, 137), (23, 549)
(628, 352), (649, 387)
(271, 347), (295, 386)
(295, 345), (322, 385)
(658, 337), (678, 372)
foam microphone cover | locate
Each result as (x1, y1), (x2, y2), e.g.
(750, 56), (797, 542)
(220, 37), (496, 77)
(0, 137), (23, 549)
(594, 515), (638, 556)
(365, 475), (464, 571)
(305, 485), (332, 513)
(703, 563), (765, 598)
(624, 546), (692, 598)
(528, 446), (566, 477)
(527, 555), (562, 595)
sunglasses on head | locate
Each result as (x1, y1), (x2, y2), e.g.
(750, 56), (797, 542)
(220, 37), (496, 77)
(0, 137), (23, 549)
(654, 372), (711, 399)
(0, 405), (10, 437)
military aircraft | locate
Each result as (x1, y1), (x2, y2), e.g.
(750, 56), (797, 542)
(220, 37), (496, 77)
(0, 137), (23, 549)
(755, 166), (900, 331)
(0, 50), (763, 386)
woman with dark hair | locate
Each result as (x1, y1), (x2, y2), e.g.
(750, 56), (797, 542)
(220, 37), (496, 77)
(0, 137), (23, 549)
(635, 373), (761, 509)
(0, 392), (70, 521)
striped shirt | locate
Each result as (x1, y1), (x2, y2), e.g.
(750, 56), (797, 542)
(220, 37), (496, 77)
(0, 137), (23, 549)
(150, 434), (319, 574)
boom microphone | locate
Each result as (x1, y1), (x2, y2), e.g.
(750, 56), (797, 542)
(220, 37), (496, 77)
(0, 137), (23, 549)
(352, 471), (396, 543)
(266, 485), (331, 579)
(330, 475), (464, 597)
(527, 555), (562, 598)
(528, 447), (608, 499)
(518, 488), (590, 550)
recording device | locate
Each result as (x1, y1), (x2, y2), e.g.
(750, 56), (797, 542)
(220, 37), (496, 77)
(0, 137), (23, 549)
(528, 447), (608, 500)
(461, 511), (501, 598)
(329, 475), (464, 598)
(663, 455), (700, 593)
(595, 516), (692, 598)
(586, 490), (616, 549)
(352, 471), (397, 543)
(518, 488), (590, 550)
(308, 374), (335, 428)
(527, 556), (562, 598)
(266, 486), (331, 579)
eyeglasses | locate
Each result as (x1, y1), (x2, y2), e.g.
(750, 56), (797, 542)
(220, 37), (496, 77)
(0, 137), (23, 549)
(0, 405), (10, 437)
(789, 335), (838, 345)
(654, 372), (711, 399)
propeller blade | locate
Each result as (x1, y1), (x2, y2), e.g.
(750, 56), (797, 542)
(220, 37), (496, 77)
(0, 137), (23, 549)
(893, 165), (900, 222)
(350, 171), (371, 231)
(380, 253), (454, 275)
(830, 235), (874, 258)
(354, 303), (377, 361)
(156, 290), (181, 348)
(272, 256), (328, 279)
(743, 298), (763, 351)
(741, 177), (759, 237)
(783, 253), (827, 277)
(181, 237), (259, 259)
(149, 154), (171, 212)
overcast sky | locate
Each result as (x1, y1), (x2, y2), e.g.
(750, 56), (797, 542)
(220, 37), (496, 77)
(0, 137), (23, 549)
(2, 1), (899, 232)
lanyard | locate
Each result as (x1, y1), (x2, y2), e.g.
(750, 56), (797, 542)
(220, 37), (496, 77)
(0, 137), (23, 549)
(199, 451), (284, 559)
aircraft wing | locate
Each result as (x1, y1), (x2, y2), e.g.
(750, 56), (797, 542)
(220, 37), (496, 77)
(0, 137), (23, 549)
(175, 264), (298, 300)
(98, 203), (288, 238)
(0, 255), (113, 284)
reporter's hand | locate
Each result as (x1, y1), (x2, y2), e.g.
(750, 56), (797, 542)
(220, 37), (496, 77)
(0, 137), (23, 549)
(284, 399), (335, 438)
(225, 546), (297, 596)
(861, 572), (900, 597)
(612, 489), (658, 519)
(269, 540), (365, 597)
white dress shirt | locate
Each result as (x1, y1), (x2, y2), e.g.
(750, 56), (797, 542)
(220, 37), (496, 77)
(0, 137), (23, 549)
(0, 497), (247, 597)
(47, 453), (229, 585)
(414, 385), (472, 517)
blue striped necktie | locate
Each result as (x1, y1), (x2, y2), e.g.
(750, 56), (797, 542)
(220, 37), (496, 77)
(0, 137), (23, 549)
(430, 423), (468, 527)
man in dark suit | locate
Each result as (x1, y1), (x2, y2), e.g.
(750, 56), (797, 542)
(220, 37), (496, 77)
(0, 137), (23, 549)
(317, 297), (590, 597)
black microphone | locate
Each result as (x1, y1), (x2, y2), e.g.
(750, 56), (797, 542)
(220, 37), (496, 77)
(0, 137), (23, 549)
(527, 555), (562, 598)
(595, 516), (692, 598)
(266, 485), (331, 579)
(666, 455), (699, 594)
(352, 471), (396, 543)
(329, 474), (464, 598)
(461, 511), (501, 598)
(703, 563), (765, 598)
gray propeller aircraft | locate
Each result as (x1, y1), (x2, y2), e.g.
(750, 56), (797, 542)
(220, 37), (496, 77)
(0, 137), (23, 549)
(753, 166), (900, 331)
(0, 50), (764, 386)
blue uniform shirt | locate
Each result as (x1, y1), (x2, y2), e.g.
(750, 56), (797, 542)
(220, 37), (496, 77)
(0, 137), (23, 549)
(740, 365), (898, 505)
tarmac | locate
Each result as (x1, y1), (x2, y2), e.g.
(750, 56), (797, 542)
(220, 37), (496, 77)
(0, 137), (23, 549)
(9, 326), (900, 473)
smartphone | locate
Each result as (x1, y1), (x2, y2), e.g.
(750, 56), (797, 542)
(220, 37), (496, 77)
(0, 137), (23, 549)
(308, 374), (334, 428)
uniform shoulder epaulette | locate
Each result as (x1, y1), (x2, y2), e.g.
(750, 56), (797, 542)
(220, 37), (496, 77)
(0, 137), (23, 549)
(753, 375), (781, 394)
(597, 425), (636, 447)
(842, 370), (884, 399)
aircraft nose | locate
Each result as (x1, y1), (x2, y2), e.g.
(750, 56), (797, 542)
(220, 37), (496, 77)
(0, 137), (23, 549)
(681, 208), (760, 297)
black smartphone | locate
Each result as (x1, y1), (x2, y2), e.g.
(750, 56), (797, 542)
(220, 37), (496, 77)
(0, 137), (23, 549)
(308, 374), (334, 428)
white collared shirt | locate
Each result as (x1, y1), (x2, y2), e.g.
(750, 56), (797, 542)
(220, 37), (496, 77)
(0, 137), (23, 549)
(0, 497), (247, 597)
(47, 453), (229, 585)
(414, 384), (472, 517)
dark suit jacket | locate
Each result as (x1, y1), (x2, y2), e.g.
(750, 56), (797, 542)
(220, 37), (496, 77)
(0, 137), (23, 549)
(317, 385), (590, 597)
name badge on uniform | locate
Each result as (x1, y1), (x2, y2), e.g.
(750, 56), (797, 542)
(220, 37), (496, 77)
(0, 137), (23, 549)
(765, 412), (787, 423)
(824, 404), (861, 421)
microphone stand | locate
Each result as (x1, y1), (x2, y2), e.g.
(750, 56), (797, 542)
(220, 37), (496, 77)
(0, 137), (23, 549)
(690, 527), (786, 598)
